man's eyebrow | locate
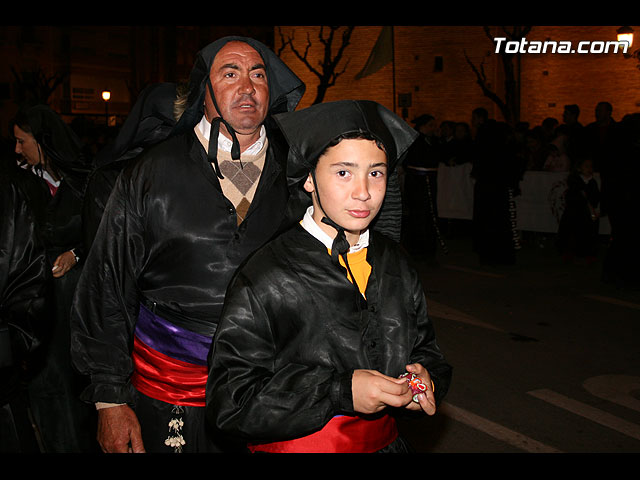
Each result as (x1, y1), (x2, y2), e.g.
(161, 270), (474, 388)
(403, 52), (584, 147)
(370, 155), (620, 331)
(219, 62), (266, 71)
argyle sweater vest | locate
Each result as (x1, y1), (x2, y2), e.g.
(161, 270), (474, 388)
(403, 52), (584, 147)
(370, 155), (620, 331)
(195, 127), (268, 225)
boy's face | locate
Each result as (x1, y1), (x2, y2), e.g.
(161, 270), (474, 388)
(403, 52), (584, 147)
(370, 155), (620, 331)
(304, 138), (388, 245)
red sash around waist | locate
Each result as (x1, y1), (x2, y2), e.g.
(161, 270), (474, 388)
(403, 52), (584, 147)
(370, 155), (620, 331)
(131, 336), (208, 407)
(248, 414), (398, 453)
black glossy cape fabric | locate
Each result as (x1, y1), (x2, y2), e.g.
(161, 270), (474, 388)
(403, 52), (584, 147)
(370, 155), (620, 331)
(206, 225), (452, 443)
(0, 170), (51, 404)
(70, 36), (305, 406)
(82, 83), (178, 251)
(70, 126), (292, 405)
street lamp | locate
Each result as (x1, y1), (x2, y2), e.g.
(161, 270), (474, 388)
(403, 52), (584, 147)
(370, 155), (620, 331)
(617, 26), (634, 48)
(102, 90), (111, 126)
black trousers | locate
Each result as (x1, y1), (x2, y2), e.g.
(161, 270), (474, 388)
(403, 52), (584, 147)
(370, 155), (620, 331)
(28, 266), (98, 453)
(0, 393), (41, 453)
(133, 389), (247, 453)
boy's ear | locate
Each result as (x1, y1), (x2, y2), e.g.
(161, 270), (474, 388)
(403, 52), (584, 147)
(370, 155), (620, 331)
(303, 173), (315, 194)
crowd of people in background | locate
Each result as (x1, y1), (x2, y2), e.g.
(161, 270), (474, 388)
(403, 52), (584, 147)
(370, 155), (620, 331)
(398, 102), (640, 288)
(3, 100), (639, 286)
(4, 100), (639, 283)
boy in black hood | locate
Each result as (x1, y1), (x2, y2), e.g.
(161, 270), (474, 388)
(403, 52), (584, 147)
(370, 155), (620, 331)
(207, 100), (452, 453)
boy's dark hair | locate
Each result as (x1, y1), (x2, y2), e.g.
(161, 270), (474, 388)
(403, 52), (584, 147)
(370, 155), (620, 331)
(318, 131), (387, 167)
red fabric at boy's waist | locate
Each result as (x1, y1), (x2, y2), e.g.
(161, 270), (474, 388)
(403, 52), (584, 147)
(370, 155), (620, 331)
(248, 414), (398, 453)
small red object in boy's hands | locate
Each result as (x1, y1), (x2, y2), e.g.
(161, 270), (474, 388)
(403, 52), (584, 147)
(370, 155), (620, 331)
(399, 372), (427, 402)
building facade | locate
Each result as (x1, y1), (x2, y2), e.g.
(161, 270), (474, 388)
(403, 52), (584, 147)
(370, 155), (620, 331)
(2, 25), (638, 142)
(277, 25), (640, 129)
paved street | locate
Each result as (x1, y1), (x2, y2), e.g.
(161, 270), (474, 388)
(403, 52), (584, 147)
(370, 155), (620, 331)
(396, 224), (640, 454)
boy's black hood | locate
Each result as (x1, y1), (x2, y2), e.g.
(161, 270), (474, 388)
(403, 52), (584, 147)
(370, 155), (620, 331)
(273, 100), (417, 190)
(273, 100), (417, 271)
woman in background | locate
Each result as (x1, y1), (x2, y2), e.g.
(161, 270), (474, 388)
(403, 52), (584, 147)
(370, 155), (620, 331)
(12, 104), (96, 452)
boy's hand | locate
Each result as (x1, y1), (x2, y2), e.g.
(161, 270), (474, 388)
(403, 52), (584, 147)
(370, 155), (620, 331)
(402, 363), (437, 415)
(352, 369), (413, 414)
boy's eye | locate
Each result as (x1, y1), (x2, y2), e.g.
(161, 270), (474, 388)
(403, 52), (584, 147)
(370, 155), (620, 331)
(337, 170), (348, 177)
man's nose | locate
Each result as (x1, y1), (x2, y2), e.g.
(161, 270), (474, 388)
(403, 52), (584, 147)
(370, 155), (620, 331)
(237, 75), (256, 95)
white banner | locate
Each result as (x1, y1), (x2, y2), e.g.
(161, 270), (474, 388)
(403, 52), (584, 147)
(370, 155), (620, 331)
(436, 164), (610, 234)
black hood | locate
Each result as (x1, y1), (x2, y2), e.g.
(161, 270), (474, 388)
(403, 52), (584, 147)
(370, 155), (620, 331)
(274, 99), (417, 189)
(273, 100), (417, 272)
(173, 36), (306, 134)
(94, 82), (178, 168)
(13, 104), (90, 197)
(171, 36), (305, 180)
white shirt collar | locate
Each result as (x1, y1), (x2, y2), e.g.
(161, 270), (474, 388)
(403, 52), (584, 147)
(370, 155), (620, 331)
(197, 115), (266, 156)
(24, 164), (60, 187)
(41, 169), (61, 187)
(300, 206), (369, 253)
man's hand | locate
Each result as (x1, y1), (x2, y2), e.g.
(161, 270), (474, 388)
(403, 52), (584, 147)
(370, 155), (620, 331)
(402, 363), (437, 415)
(51, 250), (76, 278)
(97, 404), (145, 453)
(352, 369), (413, 414)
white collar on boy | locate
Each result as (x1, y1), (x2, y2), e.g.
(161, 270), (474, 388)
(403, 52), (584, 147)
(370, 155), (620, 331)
(300, 206), (369, 254)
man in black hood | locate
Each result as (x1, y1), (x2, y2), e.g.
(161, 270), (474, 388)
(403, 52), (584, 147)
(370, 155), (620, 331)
(70, 36), (305, 453)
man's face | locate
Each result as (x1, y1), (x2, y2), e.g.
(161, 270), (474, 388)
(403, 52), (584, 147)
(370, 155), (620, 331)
(205, 41), (269, 140)
(304, 139), (388, 244)
(14, 125), (41, 167)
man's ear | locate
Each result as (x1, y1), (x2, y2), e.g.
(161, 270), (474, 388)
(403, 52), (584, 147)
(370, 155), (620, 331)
(303, 173), (315, 194)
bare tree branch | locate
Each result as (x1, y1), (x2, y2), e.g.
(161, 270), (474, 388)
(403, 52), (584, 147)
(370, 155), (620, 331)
(466, 26), (532, 125)
(464, 50), (506, 113)
(279, 26), (355, 104)
(275, 27), (291, 57)
(11, 66), (67, 105)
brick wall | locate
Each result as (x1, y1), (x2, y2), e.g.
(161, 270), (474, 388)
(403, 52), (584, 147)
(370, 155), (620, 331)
(519, 26), (640, 127)
(276, 26), (640, 129)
